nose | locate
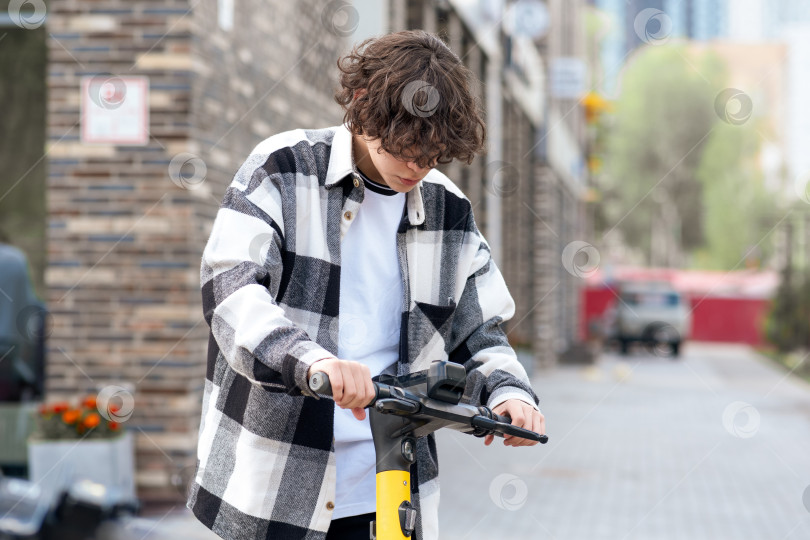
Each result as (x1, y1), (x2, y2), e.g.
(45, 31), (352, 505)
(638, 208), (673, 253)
(406, 161), (428, 176)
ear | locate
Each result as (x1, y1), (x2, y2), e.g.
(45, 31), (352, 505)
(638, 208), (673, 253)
(353, 88), (367, 101)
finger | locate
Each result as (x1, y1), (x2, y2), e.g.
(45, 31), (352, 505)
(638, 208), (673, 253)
(532, 411), (543, 436)
(338, 363), (357, 408)
(484, 434), (493, 446)
(362, 365), (375, 407)
(330, 364), (344, 404)
(510, 405), (530, 447)
(521, 407), (538, 446)
(353, 363), (370, 409)
(527, 408), (544, 446)
(510, 409), (527, 430)
(352, 407), (366, 421)
(346, 363), (367, 409)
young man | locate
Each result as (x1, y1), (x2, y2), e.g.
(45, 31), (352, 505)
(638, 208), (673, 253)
(189, 30), (545, 540)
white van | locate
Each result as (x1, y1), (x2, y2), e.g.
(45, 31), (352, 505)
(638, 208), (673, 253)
(606, 281), (691, 357)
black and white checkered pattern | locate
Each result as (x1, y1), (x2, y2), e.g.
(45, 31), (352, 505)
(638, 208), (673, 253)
(188, 124), (540, 540)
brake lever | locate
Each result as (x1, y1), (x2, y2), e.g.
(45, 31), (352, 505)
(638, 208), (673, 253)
(471, 412), (549, 444)
(374, 397), (421, 415)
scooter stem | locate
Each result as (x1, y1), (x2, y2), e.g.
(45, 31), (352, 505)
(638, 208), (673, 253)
(369, 408), (417, 539)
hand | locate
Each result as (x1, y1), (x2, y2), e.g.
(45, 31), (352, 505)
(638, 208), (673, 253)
(484, 399), (546, 447)
(308, 357), (375, 421)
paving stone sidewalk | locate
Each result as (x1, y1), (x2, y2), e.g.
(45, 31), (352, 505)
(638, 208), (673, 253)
(436, 343), (810, 539)
(140, 343), (810, 539)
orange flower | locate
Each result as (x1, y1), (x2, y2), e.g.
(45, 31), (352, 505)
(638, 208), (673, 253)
(108, 421), (120, 431)
(83, 413), (101, 429)
(62, 409), (81, 424)
(109, 403), (121, 414)
(52, 402), (70, 413)
(82, 396), (97, 409)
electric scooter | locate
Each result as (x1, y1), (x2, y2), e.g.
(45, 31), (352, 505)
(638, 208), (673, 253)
(309, 360), (548, 540)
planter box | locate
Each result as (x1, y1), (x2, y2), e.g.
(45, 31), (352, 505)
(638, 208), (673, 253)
(0, 403), (36, 469)
(27, 431), (135, 504)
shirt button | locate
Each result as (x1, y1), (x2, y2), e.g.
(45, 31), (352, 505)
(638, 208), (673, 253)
(326, 501), (335, 510)
(353, 177), (360, 188)
(344, 211), (353, 220)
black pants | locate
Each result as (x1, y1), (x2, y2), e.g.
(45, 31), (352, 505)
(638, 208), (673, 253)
(325, 512), (375, 540)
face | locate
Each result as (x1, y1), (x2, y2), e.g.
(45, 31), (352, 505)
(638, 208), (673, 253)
(361, 137), (436, 194)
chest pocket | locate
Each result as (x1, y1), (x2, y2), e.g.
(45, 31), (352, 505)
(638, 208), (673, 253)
(412, 298), (456, 348)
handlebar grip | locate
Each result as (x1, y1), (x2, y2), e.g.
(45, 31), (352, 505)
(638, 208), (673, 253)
(477, 410), (549, 444)
(309, 372), (381, 408)
(309, 371), (332, 396)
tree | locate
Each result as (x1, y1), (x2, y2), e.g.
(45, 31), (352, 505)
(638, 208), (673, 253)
(692, 121), (775, 270)
(598, 44), (779, 270)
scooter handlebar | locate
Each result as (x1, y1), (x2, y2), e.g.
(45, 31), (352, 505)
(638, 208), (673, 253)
(311, 371), (547, 443)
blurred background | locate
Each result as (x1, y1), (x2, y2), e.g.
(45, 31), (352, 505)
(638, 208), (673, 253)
(1, 0), (810, 538)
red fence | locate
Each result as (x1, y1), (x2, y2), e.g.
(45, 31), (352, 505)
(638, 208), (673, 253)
(581, 272), (774, 347)
(684, 296), (771, 345)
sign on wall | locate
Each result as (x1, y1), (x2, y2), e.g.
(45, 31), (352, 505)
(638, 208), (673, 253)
(550, 58), (586, 100)
(80, 76), (149, 145)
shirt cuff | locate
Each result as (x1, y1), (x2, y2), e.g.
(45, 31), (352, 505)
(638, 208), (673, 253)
(292, 342), (336, 397)
(487, 387), (541, 414)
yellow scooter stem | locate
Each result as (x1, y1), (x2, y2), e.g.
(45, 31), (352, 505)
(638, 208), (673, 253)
(375, 470), (411, 540)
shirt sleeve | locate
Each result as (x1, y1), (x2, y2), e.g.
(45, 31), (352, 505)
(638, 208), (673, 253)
(200, 154), (333, 397)
(447, 210), (541, 412)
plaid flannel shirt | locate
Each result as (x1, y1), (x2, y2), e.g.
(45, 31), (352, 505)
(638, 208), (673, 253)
(187, 124), (540, 540)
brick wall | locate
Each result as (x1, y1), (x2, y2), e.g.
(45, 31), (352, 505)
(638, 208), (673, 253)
(46, 0), (343, 501)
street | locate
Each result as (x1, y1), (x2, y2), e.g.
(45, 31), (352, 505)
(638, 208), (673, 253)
(437, 343), (810, 539)
(144, 343), (810, 539)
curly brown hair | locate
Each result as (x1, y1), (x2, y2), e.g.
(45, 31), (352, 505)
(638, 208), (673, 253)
(335, 30), (486, 169)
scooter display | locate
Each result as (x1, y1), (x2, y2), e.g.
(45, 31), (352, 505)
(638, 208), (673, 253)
(309, 360), (548, 540)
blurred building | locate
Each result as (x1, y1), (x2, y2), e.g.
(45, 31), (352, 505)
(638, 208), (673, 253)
(39, 0), (587, 501)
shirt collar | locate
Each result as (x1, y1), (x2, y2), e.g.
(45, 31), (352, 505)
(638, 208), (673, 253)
(326, 124), (425, 226)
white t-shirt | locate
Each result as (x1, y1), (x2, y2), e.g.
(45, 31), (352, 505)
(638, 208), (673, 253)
(333, 173), (406, 519)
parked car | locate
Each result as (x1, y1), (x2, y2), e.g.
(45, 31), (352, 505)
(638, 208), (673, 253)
(605, 281), (691, 357)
